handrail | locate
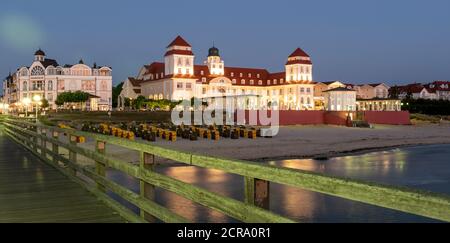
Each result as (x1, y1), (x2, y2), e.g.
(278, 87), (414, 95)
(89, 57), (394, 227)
(1, 116), (450, 222)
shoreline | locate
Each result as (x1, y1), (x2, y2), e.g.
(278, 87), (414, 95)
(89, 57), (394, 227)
(252, 142), (450, 162)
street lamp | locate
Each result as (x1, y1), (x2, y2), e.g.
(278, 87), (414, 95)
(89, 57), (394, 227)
(33, 95), (42, 121)
(23, 98), (31, 117)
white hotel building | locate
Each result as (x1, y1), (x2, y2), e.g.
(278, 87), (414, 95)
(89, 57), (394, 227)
(2, 49), (113, 110)
(119, 36), (316, 110)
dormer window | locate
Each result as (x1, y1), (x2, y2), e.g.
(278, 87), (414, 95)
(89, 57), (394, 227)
(231, 72), (234, 77)
(250, 80), (254, 85)
(232, 79), (236, 84)
(257, 74), (260, 78)
(248, 73), (251, 78)
(241, 79), (245, 85)
(239, 73), (243, 77)
(201, 70), (204, 75)
(267, 80), (271, 85)
(258, 80), (263, 85)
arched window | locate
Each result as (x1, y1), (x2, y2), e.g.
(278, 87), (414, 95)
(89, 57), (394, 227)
(158, 94), (163, 100)
(48, 80), (53, 90)
(31, 66), (45, 76)
(20, 69), (28, 76)
(23, 81), (28, 91)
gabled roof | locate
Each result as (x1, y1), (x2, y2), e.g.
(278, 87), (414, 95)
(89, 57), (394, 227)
(128, 77), (144, 87)
(166, 35), (191, 48)
(40, 58), (59, 68)
(288, 48), (310, 58)
(323, 87), (356, 92)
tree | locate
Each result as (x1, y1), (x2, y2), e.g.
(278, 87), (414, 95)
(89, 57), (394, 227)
(134, 95), (146, 110)
(112, 82), (123, 108)
(40, 98), (49, 109)
(54, 91), (90, 110)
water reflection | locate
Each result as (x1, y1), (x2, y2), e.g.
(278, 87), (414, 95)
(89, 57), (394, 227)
(108, 144), (450, 222)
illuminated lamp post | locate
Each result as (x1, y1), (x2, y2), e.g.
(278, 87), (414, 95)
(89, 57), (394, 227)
(23, 98), (31, 117)
(33, 94), (42, 121)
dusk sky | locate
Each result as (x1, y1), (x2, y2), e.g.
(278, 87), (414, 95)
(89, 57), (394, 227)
(1, 0), (449, 87)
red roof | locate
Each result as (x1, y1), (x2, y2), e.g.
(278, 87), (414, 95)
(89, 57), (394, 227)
(425, 81), (450, 92)
(288, 48), (310, 58)
(166, 35), (191, 48)
(140, 63), (315, 87)
(285, 59), (312, 65)
(164, 49), (194, 56)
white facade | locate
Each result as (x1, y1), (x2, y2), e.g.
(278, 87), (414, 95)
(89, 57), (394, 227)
(120, 36), (316, 110)
(3, 49), (112, 110)
(323, 87), (357, 111)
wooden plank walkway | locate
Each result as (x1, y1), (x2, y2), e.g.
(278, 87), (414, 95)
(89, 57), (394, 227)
(0, 131), (125, 223)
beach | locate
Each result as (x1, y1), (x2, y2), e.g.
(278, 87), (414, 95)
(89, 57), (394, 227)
(97, 123), (450, 163)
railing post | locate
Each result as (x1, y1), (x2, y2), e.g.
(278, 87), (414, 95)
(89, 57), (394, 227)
(52, 131), (59, 165)
(244, 177), (270, 209)
(140, 151), (156, 222)
(95, 140), (106, 192)
(40, 128), (47, 158)
(32, 126), (38, 152)
(68, 134), (78, 176)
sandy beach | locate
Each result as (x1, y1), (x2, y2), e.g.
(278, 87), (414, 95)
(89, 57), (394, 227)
(94, 123), (450, 163)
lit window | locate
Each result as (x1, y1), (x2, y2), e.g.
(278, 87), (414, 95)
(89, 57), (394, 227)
(274, 80), (277, 85)
(250, 80), (254, 85)
(201, 70), (204, 75)
(232, 79), (236, 84)
(267, 80), (271, 85)
(177, 82), (183, 89)
(231, 72), (234, 77)
(178, 68), (182, 74)
(258, 80), (262, 85)
(202, 77), (206, 82)
(248, 73), (251, 78)
(257, 74), (260, 78)
(300, 87), (305, 93)
(186, 83), (192, 89)
(306, 87), (311, 93)
(241, 79), (245, 84)
(239, 73), (243, 77)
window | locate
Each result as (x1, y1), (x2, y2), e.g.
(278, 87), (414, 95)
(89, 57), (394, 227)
(231, 72), (234, 77)
(258, 80), (263, 85)
(177, 82), (183, 89)
(248, 73), (251, 78)
(306, 87), (311, 93)
(47, 93), (53, 101)
(31, 66), (45, 76)
(274, 79), (277, 85)
(289, 88), (293, 93)
(48, 80), (53, 90)
(23, 81), (28, 91)
(301, 97), (304, 104)
(202, 88), (206, 94)
(267, 80), (271, 85)
(241, 79), (245, 85)
(178, 68), (182, 74)
(239, 73), (243, 77)
(185, 58), (190, 66)
(177, 58), (182, 66)
(156, 73), (159, 79)
(186, 68), (190, 74)
(300, 87), (305, 93)
(200, 70), (204, 75)
(241, 89), (245, 94)
(250, 80), (254, 85)
(232, 79), (236, 84)
(186, 83), (192, 90)
(279, 89), (283, 95)
(307, 97), (310, 104)
(202, 77), (206, 82)
(257, 74), (260, 78)
(212, 64), (216, 69)
(20, 69), (28, 76)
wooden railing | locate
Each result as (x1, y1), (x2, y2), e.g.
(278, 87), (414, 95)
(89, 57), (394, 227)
(1, 116), (449, 223)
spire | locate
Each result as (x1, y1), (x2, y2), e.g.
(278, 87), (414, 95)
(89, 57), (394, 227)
(93, 62), (97, 68)
(79, 58), (84, 64)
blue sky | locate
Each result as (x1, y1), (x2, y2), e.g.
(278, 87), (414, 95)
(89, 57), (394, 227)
(1, 0), (449, 87)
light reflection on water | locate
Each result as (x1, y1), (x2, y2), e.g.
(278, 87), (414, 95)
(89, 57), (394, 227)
(107, 144), (450, 223)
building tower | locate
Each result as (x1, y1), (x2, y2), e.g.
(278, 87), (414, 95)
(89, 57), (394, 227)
(164, 35), (194, 76)
(285, 48), (313, 82)
(205, 45), (224, 76)
(34, 48), (46, 62)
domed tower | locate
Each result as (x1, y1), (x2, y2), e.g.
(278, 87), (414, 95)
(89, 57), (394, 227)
(34, 48), (46, 62)
(285, 47), (313, 82)
(205, 45), (224, 76)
